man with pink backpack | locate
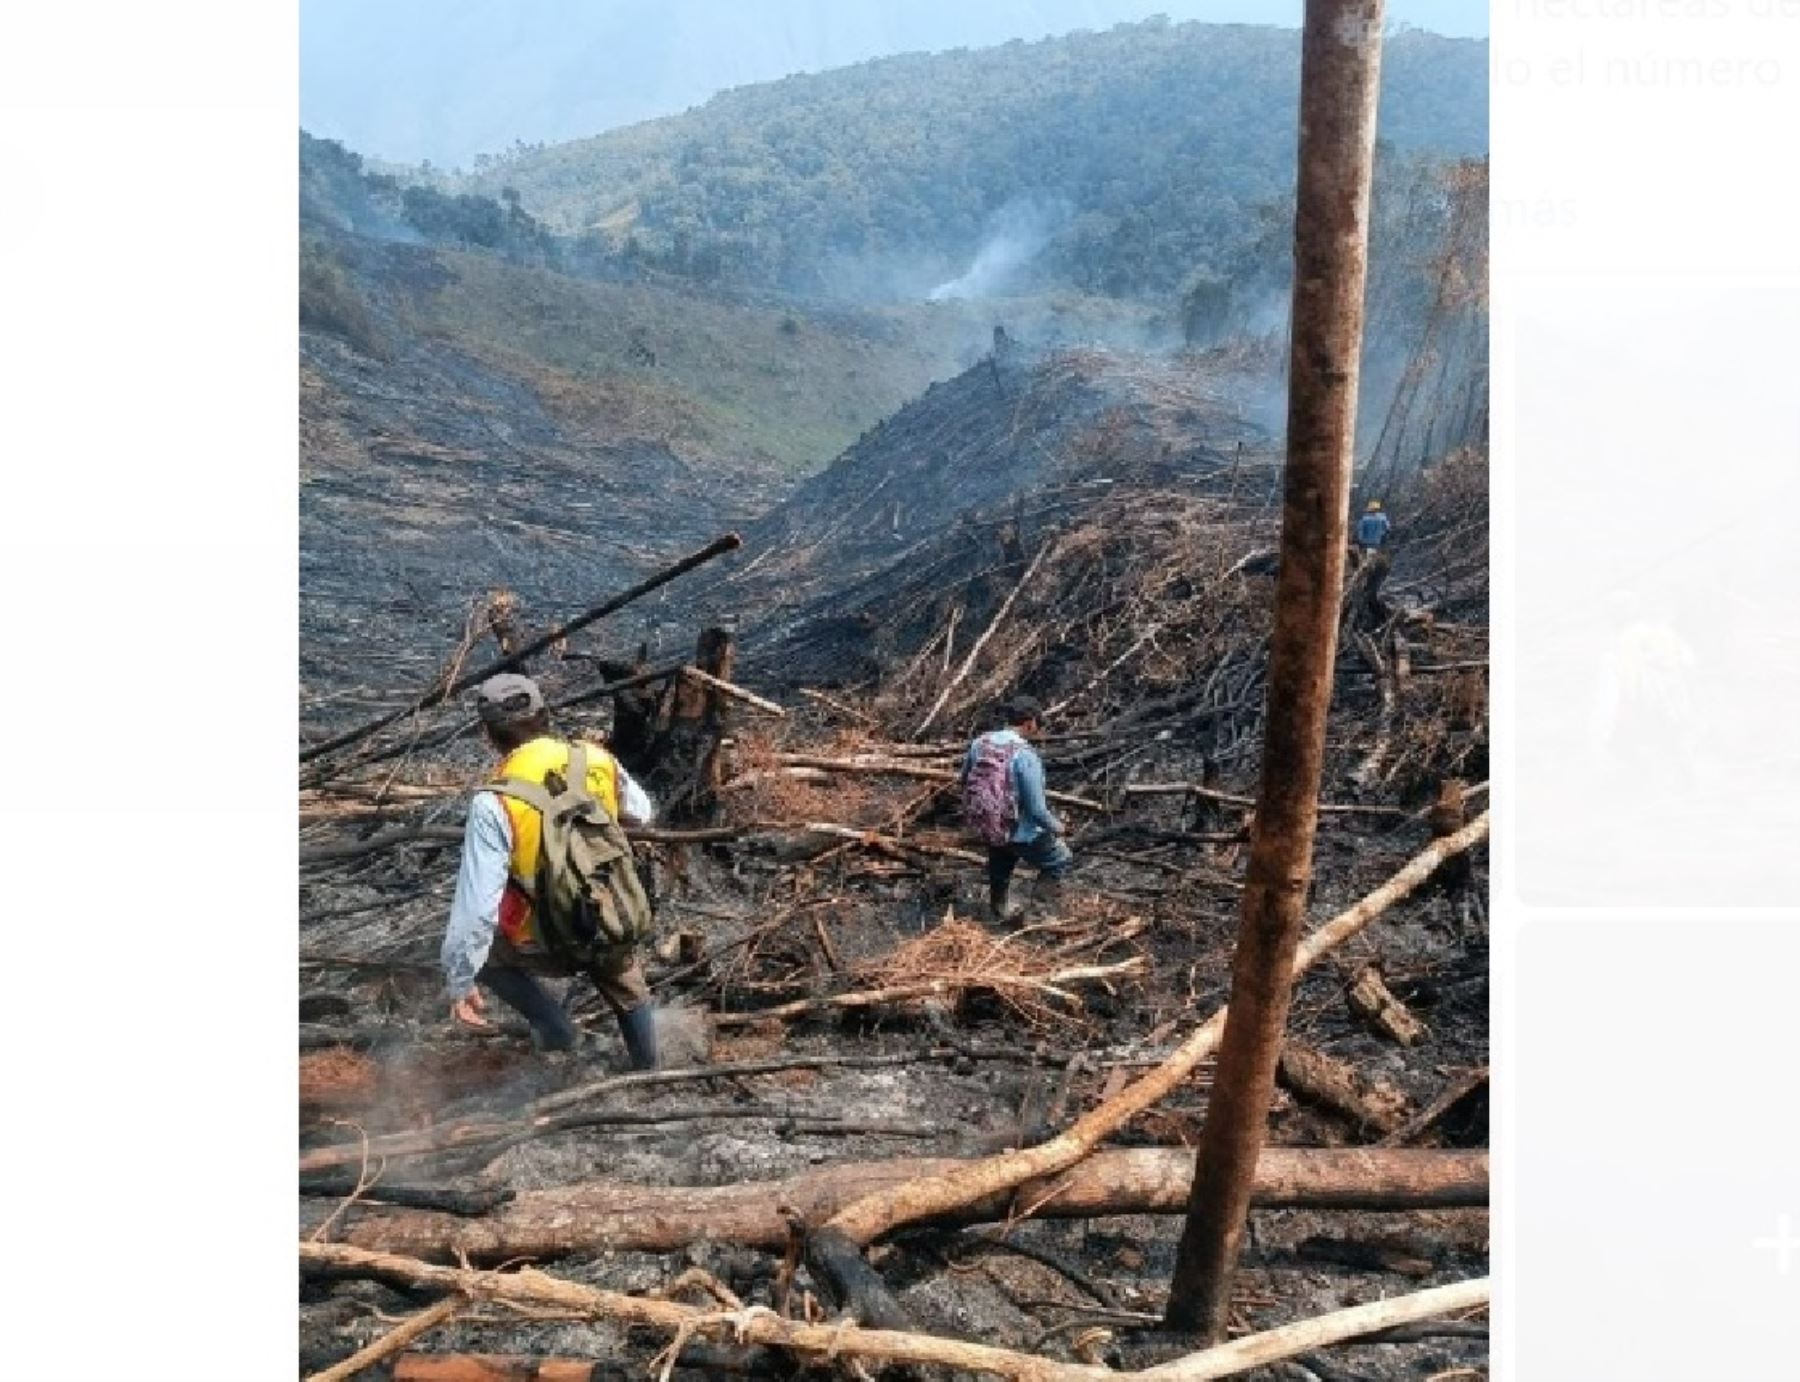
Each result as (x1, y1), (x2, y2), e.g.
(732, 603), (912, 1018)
(960, 696), (1074, 923)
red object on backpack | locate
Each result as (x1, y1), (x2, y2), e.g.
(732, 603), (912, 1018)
(963, 735), (1021, 846)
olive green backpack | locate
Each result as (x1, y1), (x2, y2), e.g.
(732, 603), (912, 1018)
(488, 742), (653, 960)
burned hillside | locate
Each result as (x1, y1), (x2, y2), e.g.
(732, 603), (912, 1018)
(298, 219), (1020, 715)
(300, 316), (1489, 1379)
(705, 343), (1276, 660)
(301, 232), (778, 707)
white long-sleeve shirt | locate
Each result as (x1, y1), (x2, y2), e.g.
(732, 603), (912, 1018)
(440, 762), (653, 999)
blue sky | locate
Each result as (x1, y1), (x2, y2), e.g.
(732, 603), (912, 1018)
(302, 1), (1489, 167)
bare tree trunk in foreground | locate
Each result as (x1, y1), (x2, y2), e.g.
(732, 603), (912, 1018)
(1165, 0), (1387, 1339)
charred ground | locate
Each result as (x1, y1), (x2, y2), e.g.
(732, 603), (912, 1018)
(300, 332), (1489, 1378)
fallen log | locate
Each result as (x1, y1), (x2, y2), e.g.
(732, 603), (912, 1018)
(823, 812), (1490, 1246)
(397, 1358), (601, 1382)
(1347, 967), (1427, 1047)
(300, 1241), (1489, 1382)
(627, 825), (748, 844)
(300, 533), (742, 764)
(306, 1147), (1487, 1261)
(305, 1104), (936, 1176)
(1277, 1040), (1408, 1136)
(1348, 631), (1398, 791)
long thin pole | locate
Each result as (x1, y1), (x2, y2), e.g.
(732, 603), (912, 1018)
(1163, 0), (1386, 1338)
(299, 533), (742, 763)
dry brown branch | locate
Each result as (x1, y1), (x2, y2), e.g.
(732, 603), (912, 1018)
(1131, 1280), (1490, 1381)
(713, 920), (1144, 1031)
(848, 914), (1140, 1028)
(796, 822), (987, 865)
(679, 664), (787, 716)
(309, 1120), (381, 1242)
(799, 687), (876, 724)
(774, 754), (1104, 812)
(1120, 783), (1405, 818)
(916, 543), (1053, 736)
(305, 1293), (468, 1382)
(300, 1241), (1487, 1382)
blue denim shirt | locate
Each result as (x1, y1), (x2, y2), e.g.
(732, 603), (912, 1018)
(1355, 511), (1391, 548)
(440, 767), (653, 1000)
(961, 728), (1062, 845)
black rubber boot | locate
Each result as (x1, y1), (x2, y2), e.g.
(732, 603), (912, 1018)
(617, 1004), (659, 1071)
(989, 881), (1018, 925)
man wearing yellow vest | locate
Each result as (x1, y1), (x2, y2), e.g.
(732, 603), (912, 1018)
(441, 673), (660, 1069)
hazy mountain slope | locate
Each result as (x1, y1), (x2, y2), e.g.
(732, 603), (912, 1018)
(453, 21), (1485, 298)
(300, 225), (998, 477)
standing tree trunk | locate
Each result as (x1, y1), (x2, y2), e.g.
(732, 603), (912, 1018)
(1164, 0), (1386, 1339)
(647, 625), (736, 822)
(485, 590), (525, 656)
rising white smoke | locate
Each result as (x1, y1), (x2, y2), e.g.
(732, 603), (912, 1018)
(928, 200), (1067, 302)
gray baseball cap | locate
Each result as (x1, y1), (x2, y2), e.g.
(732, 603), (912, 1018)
(474, 673), (545, 726)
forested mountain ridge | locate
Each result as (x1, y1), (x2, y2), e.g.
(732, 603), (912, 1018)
(447, 19), (1486, 299)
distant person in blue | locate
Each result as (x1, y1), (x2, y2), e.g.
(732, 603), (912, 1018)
(960, 696), (1073, 923)
(1354, 499), (1391, 553)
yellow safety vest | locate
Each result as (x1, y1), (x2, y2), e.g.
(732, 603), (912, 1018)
(492, 737), (622, 947)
